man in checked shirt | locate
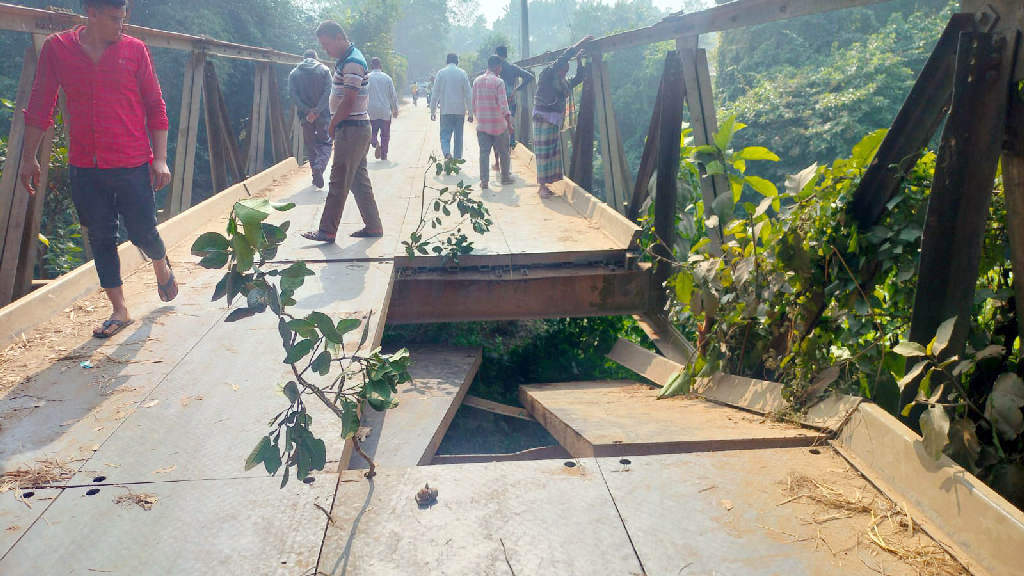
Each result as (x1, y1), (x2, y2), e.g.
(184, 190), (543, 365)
(19, 0), (177, 339)
(472, 55), (515, 190)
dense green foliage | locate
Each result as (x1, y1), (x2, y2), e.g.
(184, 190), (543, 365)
(653, 114), (1023, 508)
(718, 0), (953, 182)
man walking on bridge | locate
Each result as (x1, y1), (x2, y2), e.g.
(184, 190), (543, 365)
(494, 45), (534, 151)
(288, 49), (333, 189)
(472, 55), (514, 190)
(19, 0), (177, 338)
(301, 21), (383, 243)
(367, 57), (399, 162)
(430, 53), (473, 160)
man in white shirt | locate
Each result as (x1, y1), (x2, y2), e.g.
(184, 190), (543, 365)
(366, 57), (399, 161)
(429, 53), (473, 160)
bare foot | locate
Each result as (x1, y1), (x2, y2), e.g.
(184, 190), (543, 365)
(153, 257), (172, 286)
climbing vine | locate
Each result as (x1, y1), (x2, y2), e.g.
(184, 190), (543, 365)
(403, 154), (493, 263)
(645, 116), (1023, 508)
(192, 198), (411, 484)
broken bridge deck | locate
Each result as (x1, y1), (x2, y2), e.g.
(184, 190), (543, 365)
(0, 104), (646, 574)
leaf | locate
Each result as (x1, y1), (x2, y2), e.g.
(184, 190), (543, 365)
(785, 163), (818, 197)
(271, 201), (296, 211)
(851, 129), (887, 168)
(245, 436), (271, 471)
(191, 232), (230, 255)
(714, 115), (736, 150)
(286, 319), (318, 338)
(233, 198), (272, 227)
(143, 399), (159, 408)
(985, 373), (1024, 440)
(897, 360), (930, 393)
(282, 381), (300, 403)
(341, 400), (361, 439)
(893, 341), (928, 357)
(744, 176), (778, 198)
(735, 146), (779, 162)
(153, 465), (177, 475)
(233, 233), (254, 273)
(930, 317), (957, 357)
(308, 312), (342, 344)
(674, 271), (694, 305)
(754, 196), (773, 218)
(225, 307), (258, 322)
(284, 339), (315, 364)
(919, 405), (950, 461)
(312, 351), (332, 376)
(973, 344), (1005, 360)
(263, 441), (282, 475)
(944, 418), (982, 472)
(705, 160), (725, 176)
(281, 261), (315, 278)
(199, 251), (229, 270)
(261, 223), (287, 245)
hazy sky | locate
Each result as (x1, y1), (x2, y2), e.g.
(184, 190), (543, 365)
(476, 0), (687, 26)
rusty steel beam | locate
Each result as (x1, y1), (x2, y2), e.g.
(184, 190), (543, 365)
(901, 31), (1016, 414)
(387, 265), (653, 324)
(0, 3), (307, 64)
(515, 0), (897, 69)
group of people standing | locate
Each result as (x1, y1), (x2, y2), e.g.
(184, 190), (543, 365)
(428, 36), (593, 195)
(14, 0), (593, 338)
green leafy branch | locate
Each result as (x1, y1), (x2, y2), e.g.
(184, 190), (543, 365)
(192, 197), (412, 484)
(403, 153), (493, 263)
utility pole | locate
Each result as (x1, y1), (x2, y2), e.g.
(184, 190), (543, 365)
(520, 0), (530, 58)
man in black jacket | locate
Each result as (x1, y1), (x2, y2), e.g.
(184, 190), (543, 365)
(288, 49), (333, 188)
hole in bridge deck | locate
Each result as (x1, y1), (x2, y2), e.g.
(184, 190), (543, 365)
(86, 488), (100, 496)
(618, 458), (631, 465)
(809, 449), (822, 455)
(303, 477), (315, 484)
(93, 476), (106, 483)
(21, 491), (35, 499)
(564, 461), (577, 468)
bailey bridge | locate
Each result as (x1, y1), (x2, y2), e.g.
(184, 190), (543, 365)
(0, 1), (1022, 575)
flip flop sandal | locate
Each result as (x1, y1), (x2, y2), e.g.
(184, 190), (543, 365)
(158, 257), (178, 302)
(94, 318), (134, 339)
(350, 228), (384, 238)
(301, 230), (337, 243)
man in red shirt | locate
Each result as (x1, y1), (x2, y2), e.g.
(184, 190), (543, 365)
(19, 0), (177, 338)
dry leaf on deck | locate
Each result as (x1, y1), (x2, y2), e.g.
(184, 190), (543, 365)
(721, 499), (734, 511)
(143, 399), (159, 408)
(152, 465), (176, 474)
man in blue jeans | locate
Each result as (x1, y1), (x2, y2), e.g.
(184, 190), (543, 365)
(429, 53), (473, 159)
(20, 0), (176, 338)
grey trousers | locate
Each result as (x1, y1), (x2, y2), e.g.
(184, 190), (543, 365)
(477, 129), (510, 184)
(319, 124), (382, 236)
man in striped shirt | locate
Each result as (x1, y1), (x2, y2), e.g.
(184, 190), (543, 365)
(301, 21), (383, 242)
(471, 55), (515, 189)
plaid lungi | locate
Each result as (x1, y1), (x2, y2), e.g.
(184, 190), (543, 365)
(532, 118), (562, 184)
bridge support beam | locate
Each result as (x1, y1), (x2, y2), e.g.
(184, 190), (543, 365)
(167, 51), (206, 218)
(387, 264), (652, 324)
(592, 56), (631, 215)
(245, 62), (272, 177)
